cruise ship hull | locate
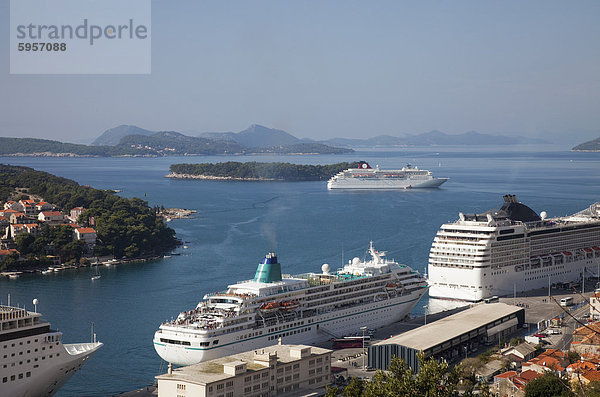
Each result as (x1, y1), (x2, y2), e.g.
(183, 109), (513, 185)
(2, 340), (102, 397)
(428, 257), (597, 302)
(154, 290), (425, 365)
(327, 177), (447, 190)
(427, 196), (600, 302)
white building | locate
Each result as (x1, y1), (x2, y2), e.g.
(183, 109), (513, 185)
(156, 343), (332, 397)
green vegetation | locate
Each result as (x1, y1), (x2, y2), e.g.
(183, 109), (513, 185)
(0, 135), (352, 157)
(0, 164), (178, 269)
(119, 132), (247, 155)
(169, 161), (359, 181)
(524, 372), (574, 397)
(325, 354), (490, 397)
(0, 137), (155, 156)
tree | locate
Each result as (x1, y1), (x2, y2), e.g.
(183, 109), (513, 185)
(15, 233), (36, 255)
(324, 385), (339, 397)
(362, 354), (461, 397)
(343, 377), (364, 397)
(525, 372), (574, 397)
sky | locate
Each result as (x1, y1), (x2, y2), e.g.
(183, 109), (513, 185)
(1, 0), (599, 145)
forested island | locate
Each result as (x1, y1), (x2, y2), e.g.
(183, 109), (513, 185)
(167, 161), (359, 181)
(0, 164), (178, 271)
(572, 137), (600, 151)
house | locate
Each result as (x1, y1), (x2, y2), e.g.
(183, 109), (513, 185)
(571, 322), (600, 355)
(74, 227), (97, 248)
(590, 292), (600, 320)
(18, 200), (37, 216)
(3, 201), (22, 211)
(501, 342), (538, 363)
(0, 249), (20, 259)
(9, 212), (26, 224)
(9, 223), (40, 238)
(69, 207), (86, 222)
(38, 211), (65, 224)
(0, 209), (21, 219)
(521, 349), (567, 374)
(35, 201), (53, 213)
(493, 369), (541, 397)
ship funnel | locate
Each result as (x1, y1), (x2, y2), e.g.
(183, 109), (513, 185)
(254, 253), (282, 283)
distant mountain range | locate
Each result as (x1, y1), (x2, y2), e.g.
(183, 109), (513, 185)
(572, 137), (600, 151)
(321, 130), (549, 147)
(201, 125), (549, 147)
(92, 125), (154, 146)
(0, 124), (552, 158)
(0, 125), (352, 157)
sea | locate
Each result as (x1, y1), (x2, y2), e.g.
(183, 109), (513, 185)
(0, 145), (599, 396)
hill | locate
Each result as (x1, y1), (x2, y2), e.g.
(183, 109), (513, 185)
(572, 137), (600, 151)
(200, 124), (300, 147)
(119, 131), (247, 155)
(92, 125), (155, 146)
(0, 137), (155, 156)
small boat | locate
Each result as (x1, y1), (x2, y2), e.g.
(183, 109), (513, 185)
(183, 246), (189, 249)
(91, 267), (101, 280)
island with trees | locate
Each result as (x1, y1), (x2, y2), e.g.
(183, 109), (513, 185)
(0, 164), (178, 272)
(167, 161), (360, 181)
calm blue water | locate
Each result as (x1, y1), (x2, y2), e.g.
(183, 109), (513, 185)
(0, 146), (599, 396)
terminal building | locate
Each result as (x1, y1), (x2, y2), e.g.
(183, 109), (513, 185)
(156, 343), (332, 397)
(368, 303), (525, 371)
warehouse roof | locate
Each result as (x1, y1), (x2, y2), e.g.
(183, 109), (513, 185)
(374, 303), (522, 351)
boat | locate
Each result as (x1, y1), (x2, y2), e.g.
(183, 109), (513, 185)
(427, 195), (600, 302)
(0, 299), (102, 396)
(153, 242), (428, 365)
(327, 161), (447, 189)
(91, 266), (101, 281)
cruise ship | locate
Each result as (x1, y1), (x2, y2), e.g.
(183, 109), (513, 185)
(428, 195), (600, 302)
(1, 301), (102, 397)
(153, 242), (427, 365)
(327, 161), (447, 189)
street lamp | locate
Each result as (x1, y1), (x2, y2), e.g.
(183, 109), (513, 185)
(424, 305), (429, 325)
(360, 326), (367, 370)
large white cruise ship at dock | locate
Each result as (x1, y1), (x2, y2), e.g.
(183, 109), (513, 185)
(428, 195), (600, 302)
(1, 302), (102, 397)
(153, 242), (428, 366)
(327, 161), (448, 189)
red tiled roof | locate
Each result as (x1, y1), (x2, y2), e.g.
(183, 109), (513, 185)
(76, 227), (96, 234)
(0, 249), (19, 256)
(40, 211), (63, 216)
(495, 371), (517, 379)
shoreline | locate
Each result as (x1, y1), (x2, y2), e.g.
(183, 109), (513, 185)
(1, 254), (167, 278)
(165, 173), (278, 181)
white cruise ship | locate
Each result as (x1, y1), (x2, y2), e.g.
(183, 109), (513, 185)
(153, 242), (427, 365)
(327, 161), (447, 189)
(428, 195), (600, 302)
(1, 302), (102, 397)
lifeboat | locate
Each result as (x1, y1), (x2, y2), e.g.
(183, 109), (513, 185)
(280, 300), (300, 311)
(385, 283), (398, 290)
(259, 302), (282, 313)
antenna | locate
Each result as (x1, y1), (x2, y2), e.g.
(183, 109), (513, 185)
(33, 298), (38, 313)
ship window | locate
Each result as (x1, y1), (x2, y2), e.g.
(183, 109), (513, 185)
(2, 377), (6, 383)
(26, 372), (30, 377)
(10, 375), (15, 381)
(213, 340), (219, 345)
(18, 373), (23, 379)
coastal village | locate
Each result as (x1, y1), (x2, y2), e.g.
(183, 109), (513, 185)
(0, 196), (97, 275)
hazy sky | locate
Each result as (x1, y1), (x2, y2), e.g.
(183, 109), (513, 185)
(1, 1), (599, 144)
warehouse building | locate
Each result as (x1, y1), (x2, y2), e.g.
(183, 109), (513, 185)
(368, 303), (525, 371)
